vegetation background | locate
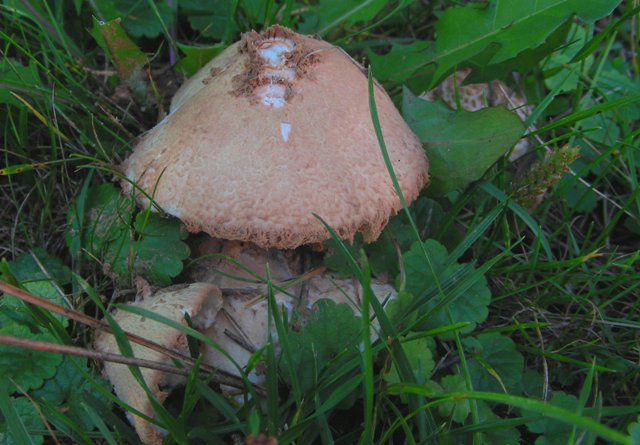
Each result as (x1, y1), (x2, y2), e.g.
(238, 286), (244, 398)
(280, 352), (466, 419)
(0, 0), (639, 444)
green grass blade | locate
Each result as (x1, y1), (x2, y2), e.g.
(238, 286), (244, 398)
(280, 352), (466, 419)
(478, 181), (554, 258)
(358, 253), (374, 445)
(387, 387), (634, 445)
(569, 358), (597, 444)
(265, 267), (282, 434)
(0, 387), (36, 445)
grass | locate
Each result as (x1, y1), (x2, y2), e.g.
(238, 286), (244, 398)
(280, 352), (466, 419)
(1, 0), (639, 444)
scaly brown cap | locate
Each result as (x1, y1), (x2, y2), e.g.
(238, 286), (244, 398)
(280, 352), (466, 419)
(123, 25), (428, 249)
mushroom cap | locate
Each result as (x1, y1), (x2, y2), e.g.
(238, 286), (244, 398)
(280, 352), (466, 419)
(93, 283), (222, 445)
(123, 25), (428, 249)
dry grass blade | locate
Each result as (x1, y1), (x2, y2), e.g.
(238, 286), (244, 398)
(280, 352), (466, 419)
(0, 335), (197, 377)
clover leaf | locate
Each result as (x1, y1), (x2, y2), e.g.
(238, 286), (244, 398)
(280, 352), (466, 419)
(436, 373), (471, 423)
(0, 396), (45, 445)
(384, 290), (417, 332)
(476, 400), (522, 444)
(2, 248), (71, 327)
(402, 239), (491, 338)
(133, 211), (190, 285)
(383, 336), (435, 385)
(525, 391), (579, 445)
(0, 324), (62, 392)
(465, 333), (524, 394)
(365, 197), (446, 278)
(67, 184), (190, 286)
(32, 356), (110, 431)
(281, 300), (361, 393)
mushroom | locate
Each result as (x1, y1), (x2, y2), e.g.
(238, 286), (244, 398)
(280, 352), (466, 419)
(124, 24), (427, 296)
(122, 25), (428, 249)
(101, 25), (428, 444)
(121, 22), (427, 360)
(94, 283), (223, 445)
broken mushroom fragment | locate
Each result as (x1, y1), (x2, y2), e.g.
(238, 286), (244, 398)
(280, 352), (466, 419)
(123, 25), (428, 249)
(198, 271), (398, 399)
(94, 283), (223, 445)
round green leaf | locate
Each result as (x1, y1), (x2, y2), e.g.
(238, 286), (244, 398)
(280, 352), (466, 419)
(0, 324), (62, 392)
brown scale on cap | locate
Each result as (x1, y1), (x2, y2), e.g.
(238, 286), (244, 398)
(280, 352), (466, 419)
(232, 25), (319, 104)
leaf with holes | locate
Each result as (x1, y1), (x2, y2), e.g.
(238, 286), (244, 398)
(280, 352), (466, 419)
(179, 0), (236, 40)
(298, 0), (398, 34)
(92, 17), (148, 81)
(465, 18), (573, 84)
(0, 59), (41, 107)
(175, 42), (227, 76)
(369, 40), (433, 85)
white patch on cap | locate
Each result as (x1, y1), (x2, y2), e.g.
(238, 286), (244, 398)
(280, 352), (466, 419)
(258, 39), (295, 67)
(256, 38), (296, 108)
(264, 67), (296, 80)
(280, 122), (292, 142)
(257, 84), (287, 108)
